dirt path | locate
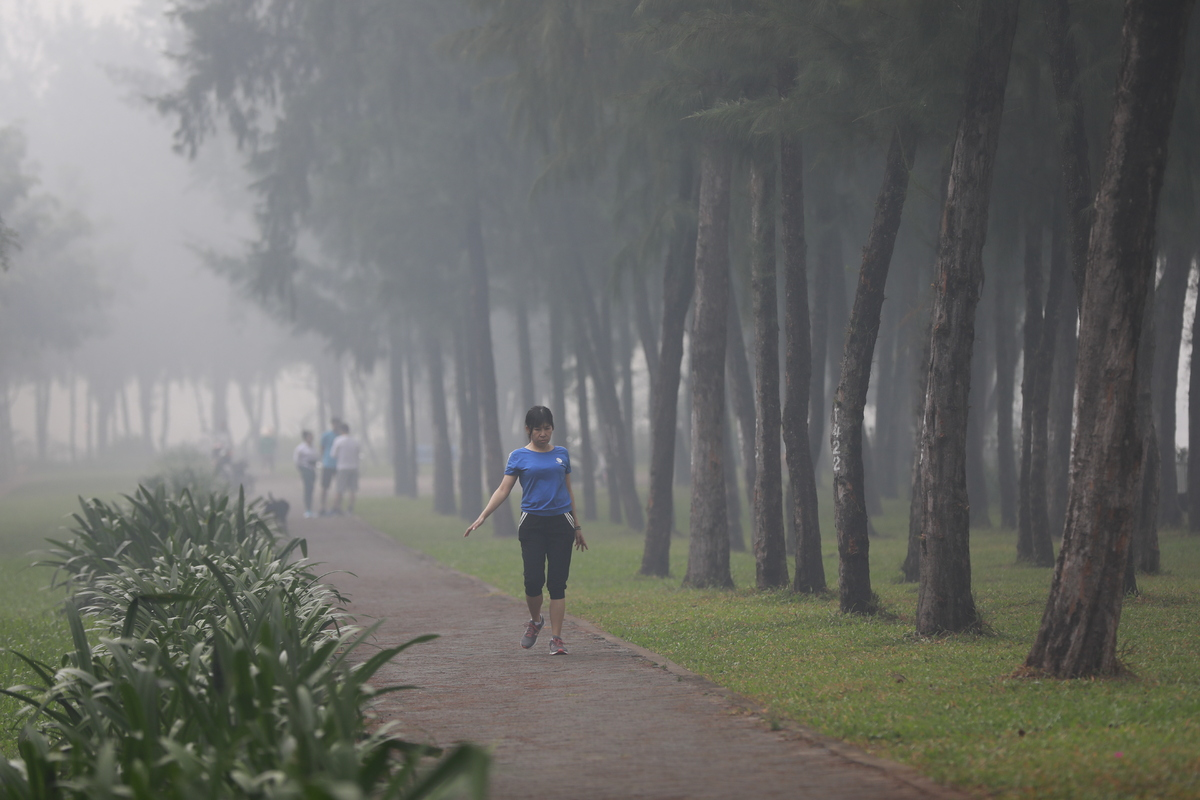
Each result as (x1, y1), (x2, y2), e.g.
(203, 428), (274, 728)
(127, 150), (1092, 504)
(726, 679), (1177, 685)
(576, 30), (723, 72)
(264, 475), (967, 800)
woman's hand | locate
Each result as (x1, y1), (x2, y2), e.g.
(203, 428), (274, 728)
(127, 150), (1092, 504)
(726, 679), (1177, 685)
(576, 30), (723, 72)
(464, 518), (484, 537)
(574, 530), (588, 551)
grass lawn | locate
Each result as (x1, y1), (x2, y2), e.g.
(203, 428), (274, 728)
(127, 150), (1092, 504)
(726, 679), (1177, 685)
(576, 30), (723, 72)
(0, 468), (142, 756)
(358, 490), (1200, 800)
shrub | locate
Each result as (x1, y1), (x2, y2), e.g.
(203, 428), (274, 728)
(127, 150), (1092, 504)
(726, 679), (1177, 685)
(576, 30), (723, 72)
(0, 487), (487, 799)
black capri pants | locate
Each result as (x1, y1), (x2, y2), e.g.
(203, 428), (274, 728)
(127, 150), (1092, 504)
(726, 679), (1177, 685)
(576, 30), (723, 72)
(519, 512), (577, 600)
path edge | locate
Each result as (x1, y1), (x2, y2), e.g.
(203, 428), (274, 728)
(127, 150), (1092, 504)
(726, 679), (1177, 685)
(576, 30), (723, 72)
(364, 527), (975, 800)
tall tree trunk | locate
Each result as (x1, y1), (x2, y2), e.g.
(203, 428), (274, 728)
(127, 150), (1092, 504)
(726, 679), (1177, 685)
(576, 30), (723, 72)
(619, 302), (637, 495)
(824, 228), (850, 473)
(1042, 0), (1095, 302)
(1027, 208), (1071, 568)
(389, 315), (415, 498)
(642, 162), (697, 576)
(137, 374), (155, 454)
(1153, 245), (1189, 527)
(684, 141), (734, 589)
(902, 311), (933, 583)
(464, 165), (516, 538)
(601, 296), (623, 526)
(549, 295), (568, 444)
(727, 297), (758, 512)
(632, 271), (661, 379)
(425, 328), (456, 515)
(573, 271), (644, 529)
(1043, 0), (1091, 536)
(750, 150), (788, 588)
(454, 324), (483, 521)
(1048, 280), (1078, 534)
(1190, 257), (1200, 533)
(34, 376), (50, 461)
(69, 371), (78, 461)
(916, 0), (1019, 636)
(1132, 274), (1159, 583)
(575, 325), (598, 521)
(809, 197), (831, 468)
(211, 370), (230, 442)
(1018, 212), (1046, 561)
(994, 257), (1018, 529)
(832, 124), (915, 614)
(516, 294), (536, 407)
(780, 131), (826, 594)
(0, 378), (12, 481)
(723, 408), (745, 552)
(965, 330), (992, 528)
(1026, 0), (1193, 678)
(159, 378), (170, 452)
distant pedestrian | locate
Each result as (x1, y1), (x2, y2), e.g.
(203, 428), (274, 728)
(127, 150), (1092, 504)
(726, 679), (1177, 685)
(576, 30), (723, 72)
(293, 430), (318, 518)
(318, 416), (341, 515)
(330, 422), (361, 515)
(465, 406), (586, 655)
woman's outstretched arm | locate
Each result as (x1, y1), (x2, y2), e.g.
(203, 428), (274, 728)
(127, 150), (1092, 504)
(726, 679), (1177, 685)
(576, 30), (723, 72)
(465, 474), (518, 536)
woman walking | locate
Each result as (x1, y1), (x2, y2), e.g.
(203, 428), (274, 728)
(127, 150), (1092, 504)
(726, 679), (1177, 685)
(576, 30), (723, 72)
(466, 406), (587, 654)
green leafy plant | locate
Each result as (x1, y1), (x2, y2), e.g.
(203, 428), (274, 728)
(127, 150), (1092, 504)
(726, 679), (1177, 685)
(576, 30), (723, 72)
(1, 486), (488, 799)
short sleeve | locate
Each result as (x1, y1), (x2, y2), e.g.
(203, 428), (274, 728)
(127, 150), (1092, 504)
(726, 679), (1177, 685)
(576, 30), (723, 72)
(561, 448), (572, 473)
(504, 449), (522, 476)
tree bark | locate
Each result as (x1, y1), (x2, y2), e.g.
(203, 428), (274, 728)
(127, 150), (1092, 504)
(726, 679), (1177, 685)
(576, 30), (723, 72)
(727, 296), (758, 514)
(750, 150), (788, 589)
(642, 162), (697, 576)
(34, 376), (50, 462)
(1018, 211), (1045, 561)
(1025, 0), (1194, 678)
(832, 124), (915, 614)
(454, 323), (483, 521)
(1132, 273), (1159, 582)
(1042, 0), (1095, 303)
(549, 295), (568, 445)
(916, 0), (1019, 636)
(780, 132), (826, 594)
(965, 328), (992, 528)
(574, 325), (598, 521)
(573, 272), (644, 530)
(1027, 209), (1071, 567)
(389, 315), (415, 498)
(994, 253), (1018, 530)
(425, 328), (456, 515)
(1153, 245), (1189, 527)
(516, 294), (536, 407)
(723, 408), (745, 551)
(464, 142), (516, 538)
(684, 141), (734, 589)
(1189, 255), (1200, 532)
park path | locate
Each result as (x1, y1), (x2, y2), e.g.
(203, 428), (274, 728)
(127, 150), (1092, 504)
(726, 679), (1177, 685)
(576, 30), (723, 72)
(264, 475), (969, 800)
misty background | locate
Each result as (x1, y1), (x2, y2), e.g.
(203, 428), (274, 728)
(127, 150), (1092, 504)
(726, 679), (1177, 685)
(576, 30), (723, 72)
(1, 0), (407, 474)
(0, 0), (1196, 525)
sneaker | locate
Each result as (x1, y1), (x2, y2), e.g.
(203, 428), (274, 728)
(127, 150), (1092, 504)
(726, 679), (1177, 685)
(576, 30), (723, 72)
(520, 617), (545, 649)
(549, 636), (568, 655)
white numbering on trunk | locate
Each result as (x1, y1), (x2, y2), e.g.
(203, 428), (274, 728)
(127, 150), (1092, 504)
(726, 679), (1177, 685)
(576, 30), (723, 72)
(831, 406), (842, 475)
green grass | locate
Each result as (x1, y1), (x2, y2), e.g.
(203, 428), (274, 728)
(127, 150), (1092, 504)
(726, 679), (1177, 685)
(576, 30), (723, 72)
(358, 491), (1200, 800)
(0, 468), (141, 755)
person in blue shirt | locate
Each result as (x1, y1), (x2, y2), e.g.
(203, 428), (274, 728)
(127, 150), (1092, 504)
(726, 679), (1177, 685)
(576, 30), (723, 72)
(318, 416), (341, 516)
(466, 406), (587, 654)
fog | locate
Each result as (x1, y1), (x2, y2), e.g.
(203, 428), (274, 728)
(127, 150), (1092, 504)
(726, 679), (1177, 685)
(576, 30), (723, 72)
(0, 1), (372, 476)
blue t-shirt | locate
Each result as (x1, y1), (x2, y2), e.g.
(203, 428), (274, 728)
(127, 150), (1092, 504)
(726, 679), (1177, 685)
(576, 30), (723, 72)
(505, 446), (572, 515)
(320, 430), (338, 469)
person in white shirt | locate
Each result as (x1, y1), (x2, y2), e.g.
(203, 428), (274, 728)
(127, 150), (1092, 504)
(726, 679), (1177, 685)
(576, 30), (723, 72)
(293, 430), (318, 518)
(330, 422), (362, 514)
